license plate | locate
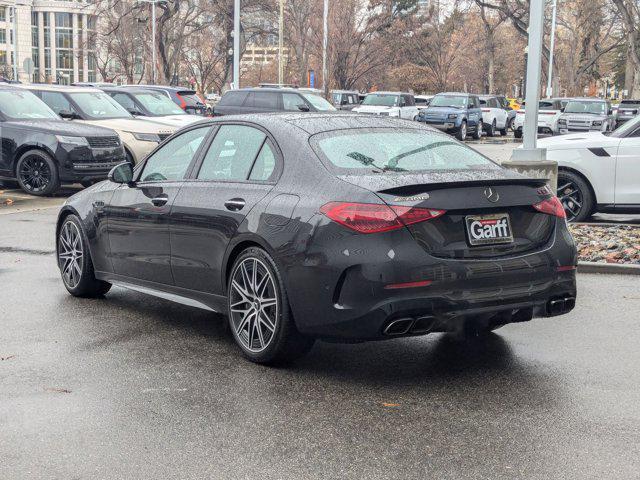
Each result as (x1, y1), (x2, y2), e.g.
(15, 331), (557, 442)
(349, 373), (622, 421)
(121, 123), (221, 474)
(465, 213), (514, 246)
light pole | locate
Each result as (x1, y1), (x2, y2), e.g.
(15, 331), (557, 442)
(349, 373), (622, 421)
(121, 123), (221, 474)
(322, 0), (328, 95)
(278, 0), (284, 84)
(233, 0), (240, 89)
(139, 0), (166, 85)
(546, 0), (558, 98)
(505, 0), (558, 190)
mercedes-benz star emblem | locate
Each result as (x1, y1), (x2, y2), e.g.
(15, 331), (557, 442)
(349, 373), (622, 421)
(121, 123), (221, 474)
(484, 187), (500, 203)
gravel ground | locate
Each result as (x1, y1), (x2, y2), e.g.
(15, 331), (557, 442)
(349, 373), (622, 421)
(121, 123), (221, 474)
(570, 224), (640, 264)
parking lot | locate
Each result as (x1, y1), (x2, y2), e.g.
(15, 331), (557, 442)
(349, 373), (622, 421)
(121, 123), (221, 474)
(2, 140), (640, 479)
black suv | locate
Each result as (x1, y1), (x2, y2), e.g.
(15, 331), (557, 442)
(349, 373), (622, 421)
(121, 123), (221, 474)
(213, 87), (337, 116)
(0, 87), (125, 195)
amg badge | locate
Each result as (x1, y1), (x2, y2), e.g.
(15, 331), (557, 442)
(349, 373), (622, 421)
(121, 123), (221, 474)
(465, 213), (514, 246)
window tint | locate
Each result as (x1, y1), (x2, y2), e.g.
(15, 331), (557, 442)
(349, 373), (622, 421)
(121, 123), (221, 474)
(283, 93), (305, 111)
(111, 93), (136, 111)
(40, 91), (74, 114)
(402, 95), (415, 106)
(140, 127), (210, 182)
(218, 91), (248, 107)
(198, 125), (266, 181)
(254, 92), (279, 109)
(249, 141), (277, 181)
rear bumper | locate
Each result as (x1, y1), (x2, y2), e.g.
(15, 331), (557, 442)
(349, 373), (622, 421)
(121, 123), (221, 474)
(417, 119), (460, 133)
(285, 218), (577, 341)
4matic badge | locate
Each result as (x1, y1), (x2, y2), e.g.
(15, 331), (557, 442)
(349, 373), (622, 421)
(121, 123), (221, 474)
(393, 193), (430, 202)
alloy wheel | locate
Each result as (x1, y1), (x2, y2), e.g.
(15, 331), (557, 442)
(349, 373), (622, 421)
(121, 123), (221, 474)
(557, 179), (584, 221)
(460, 122), (467, 140)
(229, 257), (279, 353)
(58, 221), (84, 289)
(19, 156), (51, 193)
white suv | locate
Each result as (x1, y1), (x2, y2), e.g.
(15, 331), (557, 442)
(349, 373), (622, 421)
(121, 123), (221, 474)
(479, 95), (509, 136)
(513, 98), (568, 138)
(353, 92), (419, 120)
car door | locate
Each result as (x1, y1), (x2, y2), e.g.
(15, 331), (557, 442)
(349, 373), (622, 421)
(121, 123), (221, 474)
(469, 96), (482, 130)
(492, 98), (508, 128)
(614, 124), (640, 205)
(105, 125), (212, 284)
(169, 123), (280, 296)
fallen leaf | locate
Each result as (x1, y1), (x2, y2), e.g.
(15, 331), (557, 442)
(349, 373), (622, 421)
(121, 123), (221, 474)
(382, 403), (400, 407)
(1, 355), (16, 361)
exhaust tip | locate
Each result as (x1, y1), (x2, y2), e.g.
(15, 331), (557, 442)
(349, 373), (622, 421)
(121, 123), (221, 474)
(410, 316), (436, 334)
(383, 318), (414, 336)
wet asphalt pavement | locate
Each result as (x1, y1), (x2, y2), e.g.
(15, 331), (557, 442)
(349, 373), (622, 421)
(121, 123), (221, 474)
(2, 201), (640, 480)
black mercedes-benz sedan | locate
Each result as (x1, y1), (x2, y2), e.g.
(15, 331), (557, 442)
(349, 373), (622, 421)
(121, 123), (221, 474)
(0, 87), (126, 195)
(56, 113), (577, 364)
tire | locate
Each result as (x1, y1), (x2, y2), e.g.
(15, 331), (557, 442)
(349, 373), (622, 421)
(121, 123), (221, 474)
(57, 214), (112, 297)
(514, 129), (522, 139)
(472, 119), (482, 140)
(499, 120), (508, 136)
(456, 121), (467, 141)
(227, 247), (315, 364)
(16, 150), (60, 196)
(487, 120), (496, 137)
(557, 170), (595, 222)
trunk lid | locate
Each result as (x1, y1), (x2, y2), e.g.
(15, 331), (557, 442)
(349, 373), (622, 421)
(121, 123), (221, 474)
(340, 173), (555, 259)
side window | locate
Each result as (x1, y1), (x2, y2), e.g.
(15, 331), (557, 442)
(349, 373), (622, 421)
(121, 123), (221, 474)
(140, 127), (210, 182)
(249, 141), (277, 181)
(254, 92), (279, 109)
(404, 95), (415, 107)
(473, 97), (480, 108)
(111, 93), (135, 111)
(40, 91), (74, 114)
(283, 93), (305, 111)
(218, 91), (248, 107)
(197, 125), (266, 181)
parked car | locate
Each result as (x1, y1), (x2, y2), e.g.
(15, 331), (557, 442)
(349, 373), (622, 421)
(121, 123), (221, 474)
(25, 85), (176, 164)
(56, 114), (576, 365)
(330, 90), (360, 110)
(71, 82), (115, 88)
(0, 86), (125, 195)
(495, 95), (517, 131)
(415, 95), (434, 111)
(536, 115), (640, 221)
(479, 95), (509, 136)
(126, 85), (208, 115)
(417, 92), (483, 140)
(614, 99), (640, 128)
(204, 92), (221, 114)
(213, 87), (336, 115)
(352, 91), (419, 120)
(102, 86), (206, 128)
(513, 98), (568, 138)
(557, 98), (614, 134)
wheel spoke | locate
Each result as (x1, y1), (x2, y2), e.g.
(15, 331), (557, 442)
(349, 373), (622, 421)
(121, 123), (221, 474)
(260, 297), (277, 309)
(258, 311), (275, 333)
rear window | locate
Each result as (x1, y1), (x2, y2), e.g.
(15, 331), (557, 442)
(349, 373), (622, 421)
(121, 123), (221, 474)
(620, 100), (640, 105)
(218, 91), (248, 107)
(178, 91), (204, 106)
(311, 129), (500, 174)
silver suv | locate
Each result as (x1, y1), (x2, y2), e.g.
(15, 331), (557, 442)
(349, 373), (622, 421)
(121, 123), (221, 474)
(558, 98), (614, 134)
(615, 99), (640, 128)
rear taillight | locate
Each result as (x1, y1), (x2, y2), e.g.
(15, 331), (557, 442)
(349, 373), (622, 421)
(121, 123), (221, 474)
(533, 196), (566, 218)
(482, 109), (490, 112)
(517, 111), (525, 114)
(176, 93), (187, 110)
(320, 202), (445, 234)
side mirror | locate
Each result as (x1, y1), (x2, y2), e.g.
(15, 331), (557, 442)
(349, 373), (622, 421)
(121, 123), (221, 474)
(560, 108), (565, 113)
(59, 110), (77, 120)
(341, 99), (348, 105)
(297, 104), (310, 112)
(127, 108), (141, 116)
(468, 104), (474, 109)
(609, 109), (613, 115)
(108, 162), (134, 185)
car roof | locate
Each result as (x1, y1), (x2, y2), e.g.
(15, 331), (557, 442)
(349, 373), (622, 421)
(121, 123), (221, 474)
(194, 112), (430, 136)
(367, 91), (411, 96)
(21, 84), (101, 93)
(567, 97), (606, 102)
(437, 92), (472, 96)
(100, 86), (159, 94)
(127, 85), (194, 92)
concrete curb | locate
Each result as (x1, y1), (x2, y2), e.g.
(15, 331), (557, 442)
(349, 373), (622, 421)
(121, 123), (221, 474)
(578, 261), (640, 276)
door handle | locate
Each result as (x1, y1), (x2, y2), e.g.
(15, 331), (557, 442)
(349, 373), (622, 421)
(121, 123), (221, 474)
(151, 194), (169, 206)
(225, 198), (246, 211)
